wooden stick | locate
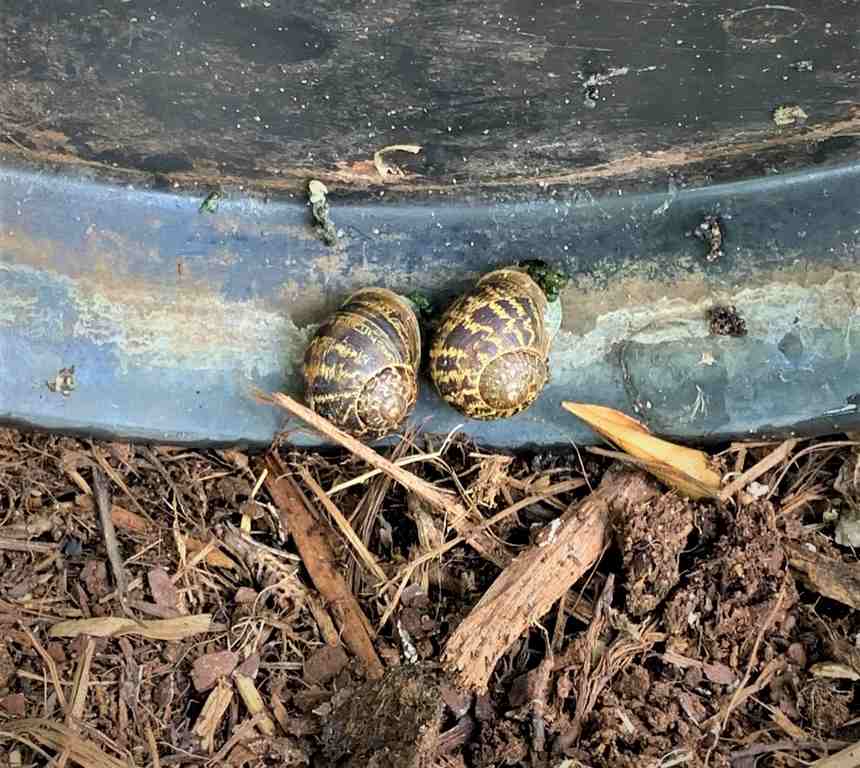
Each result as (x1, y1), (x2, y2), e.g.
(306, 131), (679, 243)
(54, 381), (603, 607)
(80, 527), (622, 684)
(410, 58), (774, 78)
(442, 470), (659, 692)
(298, 466), (388, 585)
(719, 439), (797, 501)
(260, 390), (509, 567)
(92, 469), (128, 601)
(265, 454), (384, 680)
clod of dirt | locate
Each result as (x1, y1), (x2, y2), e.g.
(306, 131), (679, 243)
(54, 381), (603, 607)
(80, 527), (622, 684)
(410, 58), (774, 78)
(664, 500), (798, 663)
(614, 494), (695, 616)
(798, 681), (853, 734)
(707, 305), (748, 337)
(321, 663), (445, 768)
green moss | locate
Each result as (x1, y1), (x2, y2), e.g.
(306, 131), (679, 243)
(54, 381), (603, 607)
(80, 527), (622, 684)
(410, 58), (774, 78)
(519, 259), (569, 302)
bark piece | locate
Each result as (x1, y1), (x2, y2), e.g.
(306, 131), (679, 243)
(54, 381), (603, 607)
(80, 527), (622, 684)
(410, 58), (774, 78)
(265, 455), (384, 680)
(192, 650), (239, 692)
(787, 543), (860, 609)
(443, 470), (660, 692)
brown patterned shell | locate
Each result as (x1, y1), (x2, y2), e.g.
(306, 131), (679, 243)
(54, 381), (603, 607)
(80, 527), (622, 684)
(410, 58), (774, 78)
(303, 288), (420, 440)
(429, 268), (551, 420)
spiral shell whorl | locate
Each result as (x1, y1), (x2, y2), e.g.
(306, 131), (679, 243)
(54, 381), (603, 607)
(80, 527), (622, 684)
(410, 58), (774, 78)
(303, 288), (420, 439)
(429, 269), (551, 420)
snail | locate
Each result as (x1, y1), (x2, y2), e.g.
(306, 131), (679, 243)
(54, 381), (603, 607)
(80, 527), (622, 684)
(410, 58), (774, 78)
(303, 287), (421, 440)
(428, 264), (565, 420)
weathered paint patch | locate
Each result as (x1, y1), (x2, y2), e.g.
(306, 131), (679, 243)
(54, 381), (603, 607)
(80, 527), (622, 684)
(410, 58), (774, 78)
(1, 263), (311, 378)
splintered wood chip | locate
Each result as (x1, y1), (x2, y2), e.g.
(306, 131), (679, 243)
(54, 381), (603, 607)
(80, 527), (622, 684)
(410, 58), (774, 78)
(49, 614), (219, 640)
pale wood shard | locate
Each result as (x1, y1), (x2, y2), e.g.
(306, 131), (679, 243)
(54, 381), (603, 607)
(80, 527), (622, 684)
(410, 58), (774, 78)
(265, 454), (384, 680)
(233, 672), (276, 737)
(787, 542), (860, 609)
(442, 470), (659, 692)
(49, 614), (218, 640)
(561, 402), (721, 499)
(192, 680), (234, 754)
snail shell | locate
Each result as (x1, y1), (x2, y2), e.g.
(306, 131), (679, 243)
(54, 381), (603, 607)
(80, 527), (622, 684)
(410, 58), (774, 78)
(429, 268), (551, 420)
(303, 288), (420, 439)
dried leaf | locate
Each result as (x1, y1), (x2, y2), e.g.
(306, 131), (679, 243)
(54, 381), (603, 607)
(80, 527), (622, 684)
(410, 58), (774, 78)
(562, 402), (721, 499)
(49, 614), (218, 640)
(183, 536), (239, 569)
(810, 662), (860, 682)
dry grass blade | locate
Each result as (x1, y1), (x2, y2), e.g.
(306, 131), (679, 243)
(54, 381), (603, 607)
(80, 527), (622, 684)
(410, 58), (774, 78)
(0, 537), (58, 553)
(298, 465), (387, 585)
(265, 455), (384, 680)
(23, 627), (68, 714)
(259, 390), (509, 567)
(49, 614), (219, 640)
(719, 439), (798, 501)
(562, 403), (720, 499)
(4, 719), (130, 768)
(260, 391), (458, 514)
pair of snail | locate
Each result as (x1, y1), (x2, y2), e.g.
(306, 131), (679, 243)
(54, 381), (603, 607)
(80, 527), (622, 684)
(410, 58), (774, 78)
(302, 264), (566, 440)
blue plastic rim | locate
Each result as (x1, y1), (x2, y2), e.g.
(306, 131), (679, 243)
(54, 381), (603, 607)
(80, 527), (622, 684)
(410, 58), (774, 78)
(1, 159), (859, 449)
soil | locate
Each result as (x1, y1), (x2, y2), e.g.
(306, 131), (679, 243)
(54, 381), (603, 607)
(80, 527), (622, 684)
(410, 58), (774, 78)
(0, 427), (858, 767)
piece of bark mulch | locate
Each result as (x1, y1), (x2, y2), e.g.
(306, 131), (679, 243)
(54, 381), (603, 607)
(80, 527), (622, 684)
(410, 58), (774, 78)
(304, 644), (350, 686)
(148, 567), (179, 610)
(321, 662), (444, 768)
(192, 650), (239, 692)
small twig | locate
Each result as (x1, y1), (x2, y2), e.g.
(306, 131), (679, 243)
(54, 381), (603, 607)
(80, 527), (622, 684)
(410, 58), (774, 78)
(718, 439), (798, 501)
(265, 454), (384, 680)
(92, 469), (129, 610)
(299, 466), (388, 585)
(0, 538), (58, 553)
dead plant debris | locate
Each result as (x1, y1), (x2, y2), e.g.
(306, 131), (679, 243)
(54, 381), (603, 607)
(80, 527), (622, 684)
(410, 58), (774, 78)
(0, 424), (857, 767)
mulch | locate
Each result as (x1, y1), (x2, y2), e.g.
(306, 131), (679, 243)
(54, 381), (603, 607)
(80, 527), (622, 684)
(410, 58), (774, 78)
(0, 423), (858, 767)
